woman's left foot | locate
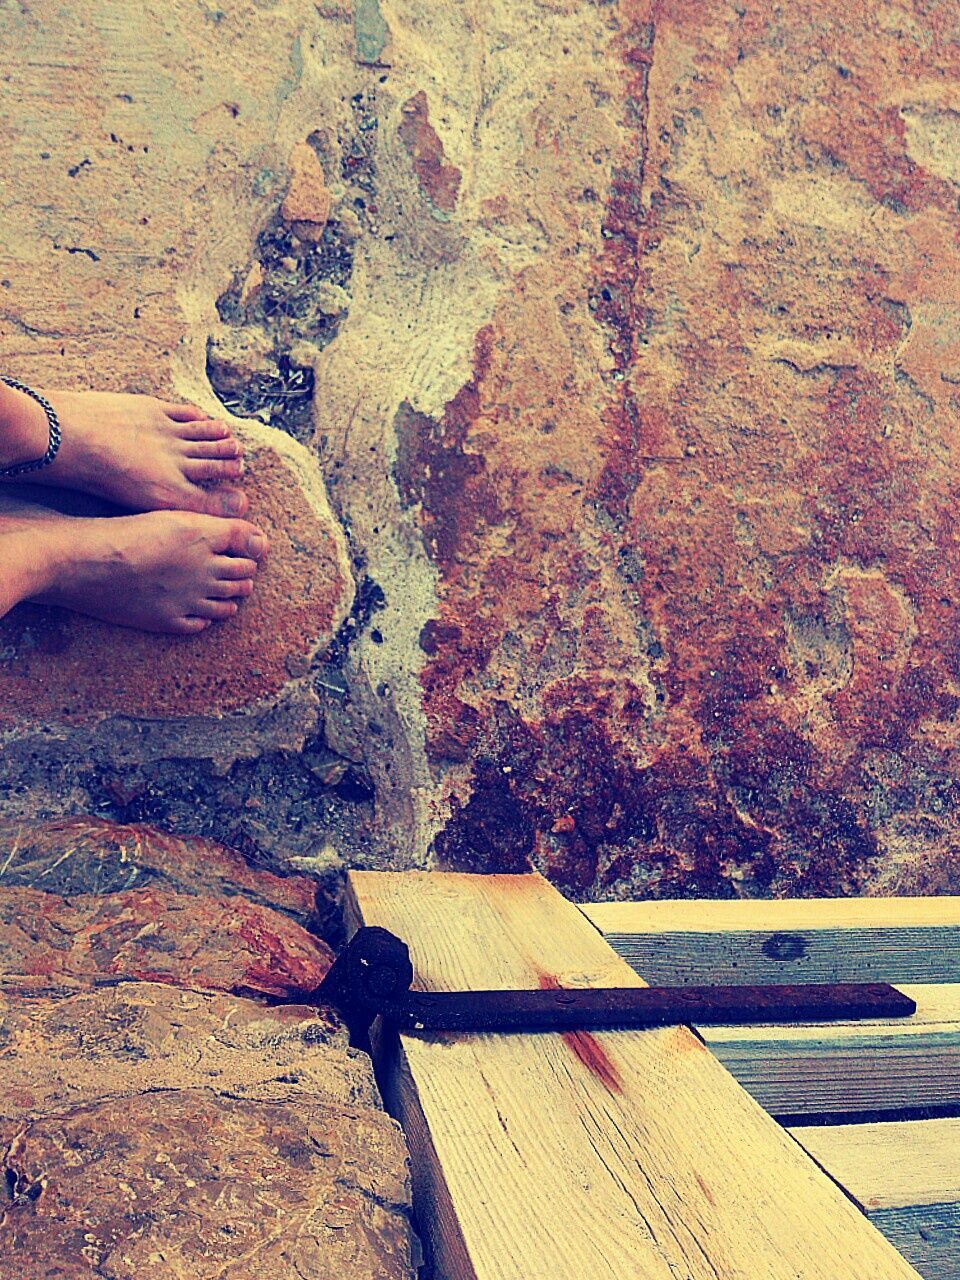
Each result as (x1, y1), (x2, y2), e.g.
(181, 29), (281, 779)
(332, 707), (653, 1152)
(10, 388), (249, 517)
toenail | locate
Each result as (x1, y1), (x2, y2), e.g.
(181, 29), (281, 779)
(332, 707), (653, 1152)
(224, 492), (245, 514)
(247, 533), (268, 558)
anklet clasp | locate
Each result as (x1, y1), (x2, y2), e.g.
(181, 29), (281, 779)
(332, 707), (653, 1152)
(0, 376), (62, 478)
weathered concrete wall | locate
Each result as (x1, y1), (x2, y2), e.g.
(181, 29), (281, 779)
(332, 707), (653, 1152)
(2, 1), (960, 906)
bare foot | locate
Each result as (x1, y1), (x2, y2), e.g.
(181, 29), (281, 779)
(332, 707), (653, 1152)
(4, 388), (250, 517)
(0, 509), (269, 634)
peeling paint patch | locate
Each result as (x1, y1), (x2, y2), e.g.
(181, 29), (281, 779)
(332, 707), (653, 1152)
(353, 0), (388, 64)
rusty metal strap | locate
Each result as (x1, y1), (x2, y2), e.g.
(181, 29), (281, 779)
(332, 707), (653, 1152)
(313, 925), (917, 1037)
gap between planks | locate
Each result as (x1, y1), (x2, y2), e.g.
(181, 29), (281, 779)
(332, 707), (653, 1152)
(347, 870), (923, 1280)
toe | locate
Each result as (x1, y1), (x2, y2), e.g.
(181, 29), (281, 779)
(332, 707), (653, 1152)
(211, 555), (259, 580)
(161, 402), (209, 423)
(171, 616), (213, 635)
(177, 418), (233, 442)
(198, 486), (249, 517)
(195, 598), (241, 621)
(166, 482), (247, 518)
(183, 458), (244, 483)
(214, 520), (270, 561)
(183, 437), (243, 460)
(207, 577), (255, 600)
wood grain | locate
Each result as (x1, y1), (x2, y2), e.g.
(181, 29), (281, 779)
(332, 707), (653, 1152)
(699, 982), (960, 1116)
(348, 870), (922, 1280)
(698, 983), (960, 1116)
(791, 1119), (960, 1280)
(792, 1117), (960, 1209)
(585, 898), (960, 1115)
(583, 897), (960, 986)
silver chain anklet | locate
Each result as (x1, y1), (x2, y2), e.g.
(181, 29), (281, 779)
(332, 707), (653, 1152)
(0, 376), (62, 478)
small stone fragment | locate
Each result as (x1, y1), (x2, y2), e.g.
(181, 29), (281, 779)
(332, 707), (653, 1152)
(205, 322), (278, 395)
(239, 259), (264, 306)
(281, 141), (331, 227)
(338, 205), (363, 239)
(313, 280), (351, 316)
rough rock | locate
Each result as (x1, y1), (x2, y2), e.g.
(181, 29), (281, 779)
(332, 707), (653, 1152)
(0, 981), (364, 1114)
(3, 2), (960, 902)
(0, 816), (334, 996)
(317, 0), (960, 901)
(0, 431), (351, 723)
(0, 816), (322, 927)
(0, 883), (332, 999)
(0, 823), (416, 1277)
(0, 983), (416, 1279)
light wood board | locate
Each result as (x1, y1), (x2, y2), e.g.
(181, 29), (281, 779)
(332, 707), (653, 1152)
(583, 897), (960, 986)
(348, 870), (922, 1280)
(790, 1119), (960, 1280)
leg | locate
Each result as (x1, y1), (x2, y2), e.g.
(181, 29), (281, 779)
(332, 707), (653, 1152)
(0, 507), (269, 635)
(0, 381), (250, 517)
(0, 516), (49, 619)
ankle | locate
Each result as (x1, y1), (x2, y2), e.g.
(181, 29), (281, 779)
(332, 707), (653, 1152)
(0, 518), (70, 610)
(0, 383), (50, 469)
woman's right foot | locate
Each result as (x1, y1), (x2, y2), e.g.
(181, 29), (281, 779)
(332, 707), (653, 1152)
(0, 509), (269, 634)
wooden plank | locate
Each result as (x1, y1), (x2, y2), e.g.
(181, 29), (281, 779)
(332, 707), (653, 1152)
(585, 899), (960, 1115)
(791, 1117), (960, 1209)
(700, 983), (960, 1116)
(348, 870), (923, 1280)
(583, 897), (960, 986)
(790, 1119), (960, 1280)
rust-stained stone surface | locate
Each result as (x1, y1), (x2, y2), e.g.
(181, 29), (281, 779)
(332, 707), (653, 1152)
(3, 0), (960, 904)
(1, 884), (332, 999)
(368, 0), (960, 901)
(0, 816), (322, 926)
(0, 818), (333, 998)
(1, 983), (415, 1279)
